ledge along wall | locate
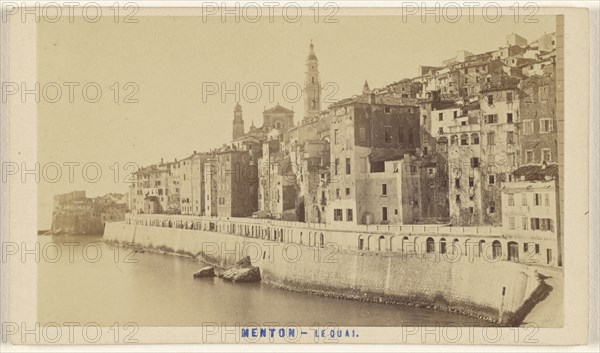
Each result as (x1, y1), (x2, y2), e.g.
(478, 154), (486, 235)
(104, 222), (545, 325)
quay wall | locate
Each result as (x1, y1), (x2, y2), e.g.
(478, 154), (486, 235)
(104, 222), (544, 325)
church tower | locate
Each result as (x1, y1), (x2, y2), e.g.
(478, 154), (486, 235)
(232, 103), (244, 140)
(303, 40), (321, 122)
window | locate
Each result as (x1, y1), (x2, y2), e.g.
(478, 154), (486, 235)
(542, 149), (552, 163)
(485, 114), (498, 124)
(522, 216), (528, 230)
(506, 92), (513, 103)
(345, 188), (350, 196)
(534, 193), (542, 206)
(345, 158), (351, 174)
(535, 244), (540, 254)
(384, 106), (391, 114)
(523, 120), (534, 135)
(525, 150), (535, 163)
(454, 178), (461, 189)
(540, 119), (554, 133)
(334, 209), (343, 221)
(471, 157), (480, 168)
(382, 126), (392, 143)
(453, 110), (458, 119)
(438, 112), (443, 121)
(487, 132), (495, 145)
(488, 174), (496, 185)
(346, 209), (353, 222)
(508, 193), (514, 206)
(524, 242), (529, 252)
(460, 134), (468, 145)
(471, 134), (480, 145)
(489, 202), (496, 213)
(507, 131), (515, 144)
(469, 177), (474, 187)
(334, 129), (339, 144)
(521, 193), (527, 206)
(336, 189), (340, 198)
(509, 217), (516, 229)
(382, 207), (388, 221)
(487, 95), (493, 105)
(382, 184), (387, 196)
(334, 158), (339, 175)
(507, 112), (513, 123)
(455, 195), (461, 203)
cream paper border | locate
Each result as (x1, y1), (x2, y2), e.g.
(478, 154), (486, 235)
(1, 2), (595, 349)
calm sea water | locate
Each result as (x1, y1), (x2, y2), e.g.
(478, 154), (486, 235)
(38, 235), (489, 327)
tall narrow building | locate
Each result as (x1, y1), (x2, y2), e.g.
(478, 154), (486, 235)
(232, 103), (244, 140)
(303, 41), (321, 122)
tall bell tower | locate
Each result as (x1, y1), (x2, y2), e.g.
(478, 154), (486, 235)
(232, 103), (244, 140)
(303, 40), (321, 122)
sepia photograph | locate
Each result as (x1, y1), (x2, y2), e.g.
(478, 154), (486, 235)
(1, 1), (596, 349)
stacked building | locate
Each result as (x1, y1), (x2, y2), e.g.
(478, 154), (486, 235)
(128, 31), (561, 264)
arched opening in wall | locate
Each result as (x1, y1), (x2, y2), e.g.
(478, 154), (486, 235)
(168, 220), (172, 228)
(320, 233), (324, 247)
(402, 236), (410, 253)
(478, 240), (486, 257)
(358, 235), (365, 250)
(299, 232), (303, 244)
(426, 237), (435, 253)
(450, 135), (458, 145)
(439, 238), (447, 254)
(460, 134), (469, 145)
(378, 236), (386, 252)
(452, 238), (460, 255)
(471, 133), (480, 145)
(492, 240), (502, 259)
(508, 241), (519, 262)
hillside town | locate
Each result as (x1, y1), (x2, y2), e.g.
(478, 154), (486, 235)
(127, 32), (561, 266)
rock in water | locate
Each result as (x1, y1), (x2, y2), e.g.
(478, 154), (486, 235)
(221, 267), (261, 283)
(193, 266), (215, 278)
(221, 256), (261, 283)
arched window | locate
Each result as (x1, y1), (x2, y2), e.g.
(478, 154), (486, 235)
(358, 235), (365, 250)
(320, 233), (324, 247)
(452, 238), (460, 255)
(378, 236), (386, 252)
(450, 135), (458, 145)
(478, 240), (486, 257)
(460, 134), (469, 145)
(471, 133), (480, 145)
(426, 237), (435, 253)
(402, 236), (409, 252)
(492, 240), (502, 259)
(439, 238), (447, 254)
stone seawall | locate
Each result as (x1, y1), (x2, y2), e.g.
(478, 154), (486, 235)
(104, 222), (545, 325)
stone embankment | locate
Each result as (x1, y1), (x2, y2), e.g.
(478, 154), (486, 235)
(104, 222), (551, 326)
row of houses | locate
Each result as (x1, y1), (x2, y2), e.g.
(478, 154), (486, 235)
(128, 32), (561, 266)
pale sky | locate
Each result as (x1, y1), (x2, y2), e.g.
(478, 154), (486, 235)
(37, 13), (556, 228)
